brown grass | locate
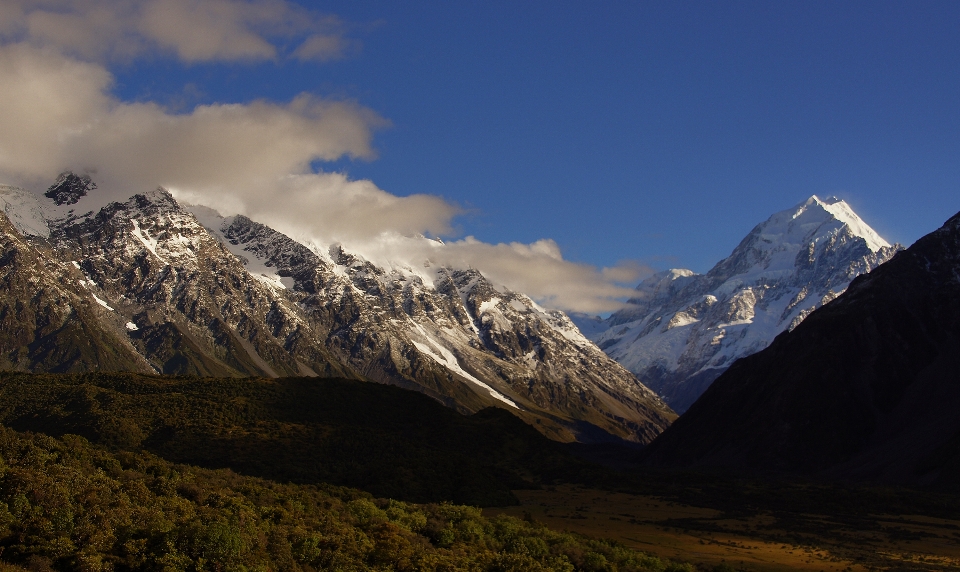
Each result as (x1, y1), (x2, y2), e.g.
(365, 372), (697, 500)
(484, 485), (960, 571)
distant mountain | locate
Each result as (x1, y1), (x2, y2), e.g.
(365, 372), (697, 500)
(641, 209), (960, 489)
(578, 196), (900, 412)
(0, 178), (674, 444)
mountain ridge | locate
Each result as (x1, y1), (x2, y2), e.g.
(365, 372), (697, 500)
(0, 178), (674, 444)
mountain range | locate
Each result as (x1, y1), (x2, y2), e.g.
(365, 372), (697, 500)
(0, 176), (674, 444)
(576, 195), (901, 412)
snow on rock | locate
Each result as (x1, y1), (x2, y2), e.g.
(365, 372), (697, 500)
(92, 293), (114, 311)
(0, 185), (49, 238)
(0, 180), (672, 443)
(478, 298), (501, 314)
(410, 323), (519, 409)
(192, 205), (672, 441)
(129, 219), (164, 262)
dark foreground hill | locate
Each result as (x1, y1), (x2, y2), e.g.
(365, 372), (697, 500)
(0, 372), (604, 506)
(642, 210), (960, 489)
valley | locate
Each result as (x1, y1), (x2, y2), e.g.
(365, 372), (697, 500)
(0, 4), (956, 570)
(4, 371), (960, 571)
(1, 175), (957, 571)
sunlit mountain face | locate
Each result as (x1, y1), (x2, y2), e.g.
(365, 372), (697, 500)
(575, 196), (900, 413)
(0, 179), (674, 444)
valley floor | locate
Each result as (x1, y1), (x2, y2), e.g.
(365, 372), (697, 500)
(485, 485), (960, 571)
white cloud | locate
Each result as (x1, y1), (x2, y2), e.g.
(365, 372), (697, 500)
(293, 33), (354, 62)
(0, 43), (384, 196)
(139, 0), (279, 62)
(0, 3), (644, 314)
(3, 0), (352, 63)
(427, 238), (646, 314)
(174, 173), (644, 312)
(173, 172), (459, 243)
(0, 43), (112, 179)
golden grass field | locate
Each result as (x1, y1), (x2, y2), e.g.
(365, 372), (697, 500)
(484, 485), (960, 571)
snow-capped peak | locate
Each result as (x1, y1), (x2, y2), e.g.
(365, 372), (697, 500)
(809, 195), (890, 252)
(789, 195), (890, 252)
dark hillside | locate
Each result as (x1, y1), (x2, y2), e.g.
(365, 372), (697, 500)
(0, 372), (598, 506)
(642, 210), (960, 489)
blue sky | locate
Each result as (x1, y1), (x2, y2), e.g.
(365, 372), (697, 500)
(111, 1), (960, 271)
(1, 0), (957, 311)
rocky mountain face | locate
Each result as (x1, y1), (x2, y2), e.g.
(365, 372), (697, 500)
(44, 172), (96, 206)
(641, 209), (960, 489)
(578, 196), (900, 413)
(0, 200), (151, 373)
(0, 178), (674, 444)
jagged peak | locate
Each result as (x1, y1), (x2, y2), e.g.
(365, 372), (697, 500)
(626, 268), (697, 302)
(88, 187), (183, 221)
(129, 187), (178, 208)
(45, 171), (97, 206)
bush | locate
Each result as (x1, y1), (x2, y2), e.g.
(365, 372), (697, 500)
(0, 426), (692, 571)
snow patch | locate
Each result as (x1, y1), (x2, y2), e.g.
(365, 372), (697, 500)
(715, 319), (753, 329)
(411, 324), (518, 408)
(253, 272), (290, 290)
(129, 219), (165, 263)
(92, 293), (114, 311)
(125, 322), (139, 331)
(665, 312), (699, 330)
(0, 185), (49, 238)
(185, 205), (292, 290)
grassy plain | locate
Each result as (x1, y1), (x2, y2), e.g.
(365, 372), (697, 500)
(486, 484), (960, 571)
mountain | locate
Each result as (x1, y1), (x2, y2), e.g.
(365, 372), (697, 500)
(641, 209), (960, 488)
(0, 178), (674, 444)
(579, 196), (900, 413)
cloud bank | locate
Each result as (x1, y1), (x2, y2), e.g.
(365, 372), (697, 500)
(0, 0), (642, 313)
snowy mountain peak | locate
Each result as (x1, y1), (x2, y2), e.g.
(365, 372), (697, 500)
(584, 196), (901, 413)
(787, 195), (890, 252)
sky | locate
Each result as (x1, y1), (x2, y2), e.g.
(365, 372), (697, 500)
(0, 1), (957, 314)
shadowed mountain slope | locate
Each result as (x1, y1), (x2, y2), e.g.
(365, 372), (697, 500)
(0, 371), (612, 506)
